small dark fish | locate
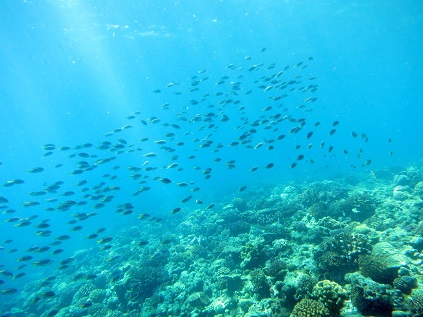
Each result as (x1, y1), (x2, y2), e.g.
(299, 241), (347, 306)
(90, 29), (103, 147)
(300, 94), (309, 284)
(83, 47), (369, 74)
(314, 122), (320, 127)
(60, 258), (75, 265)
(3, 179), (25, 187)
(181, 196), (193, 203)
(0, 288), (18, 295)
(239, 186), (247, 192)
(290, 162), (297, 169)
(297, 154), (304, 161)
(306, 131), (313, 139)
(265, 163), (274, 169)
(46, 310), (59, 317)
(41, 290), (56, 298)
(29, 167), (44, 173)
(33, 259), (53, 266)
(97, 237), (113, 244)
(159, 177), (172, 184)
(52, 249), (64, 255)
(87, 233), (99, 239)
(170, 207), (181, 214)
(332, 121), (339, 126)
(16, 256), (33, 262)
(352, 131), (358, 138)
(329, 129), (336, 136)
(81, 301), (93, 308)
(23, 201), (40, 207)
(56, 235), (71, 241)
(0, 270), (13, 277)
(328, 146), (334, 152)
(13, 272), (26, 279)
(249, 166), (258, 172)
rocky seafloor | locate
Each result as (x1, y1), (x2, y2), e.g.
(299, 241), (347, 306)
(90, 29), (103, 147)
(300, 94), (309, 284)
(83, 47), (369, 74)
(4, 164), (423, 317)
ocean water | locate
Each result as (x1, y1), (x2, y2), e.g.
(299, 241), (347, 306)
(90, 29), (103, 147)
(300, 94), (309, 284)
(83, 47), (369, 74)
(0, 1), (422, 316)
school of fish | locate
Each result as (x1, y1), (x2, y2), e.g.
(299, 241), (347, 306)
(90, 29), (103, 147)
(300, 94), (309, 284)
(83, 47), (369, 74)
(0, 51), (387, 309)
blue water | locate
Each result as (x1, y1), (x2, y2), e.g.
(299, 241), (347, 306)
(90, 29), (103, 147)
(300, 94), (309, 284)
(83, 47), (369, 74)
(0, 0), (422, 315)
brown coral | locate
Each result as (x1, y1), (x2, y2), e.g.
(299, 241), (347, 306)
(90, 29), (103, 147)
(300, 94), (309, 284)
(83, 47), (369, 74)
(290, 298), (329, 317)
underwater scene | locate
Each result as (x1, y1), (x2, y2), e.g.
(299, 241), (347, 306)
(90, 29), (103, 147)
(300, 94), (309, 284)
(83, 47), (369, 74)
(0, 1), (422, 316)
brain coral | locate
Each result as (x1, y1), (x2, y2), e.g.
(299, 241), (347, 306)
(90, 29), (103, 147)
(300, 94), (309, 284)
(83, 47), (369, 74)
(311, 280), (347, 316)
(290, 298), (329, 317)
(359, 241), (405, 284)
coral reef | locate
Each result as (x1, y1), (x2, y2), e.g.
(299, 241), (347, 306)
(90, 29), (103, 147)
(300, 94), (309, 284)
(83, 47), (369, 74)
(4, 164), (423, 317)
(290, 298), (329, 317)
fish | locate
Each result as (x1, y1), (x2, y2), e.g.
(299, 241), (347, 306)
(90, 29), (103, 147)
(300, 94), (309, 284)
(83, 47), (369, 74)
(0, 270), (13, 277)
(239, 186), (247, 192)
(28, 167), (44, 173)
(170, 207), (181, 214)
(181, 196), (193, 203)
(159, 177), (172, 184)
(0, 288), (18, 295)
(3, 179), (25, 187)
(60, 258), (75, 265)
(46, 310), (59, 317)
(95, 236), (113, 245)
(33, 259), (53, 266)
(265, 163), (274, 169)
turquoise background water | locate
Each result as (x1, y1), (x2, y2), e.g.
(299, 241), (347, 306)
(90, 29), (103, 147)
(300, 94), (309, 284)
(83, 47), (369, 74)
(0, 0), (422, 309)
